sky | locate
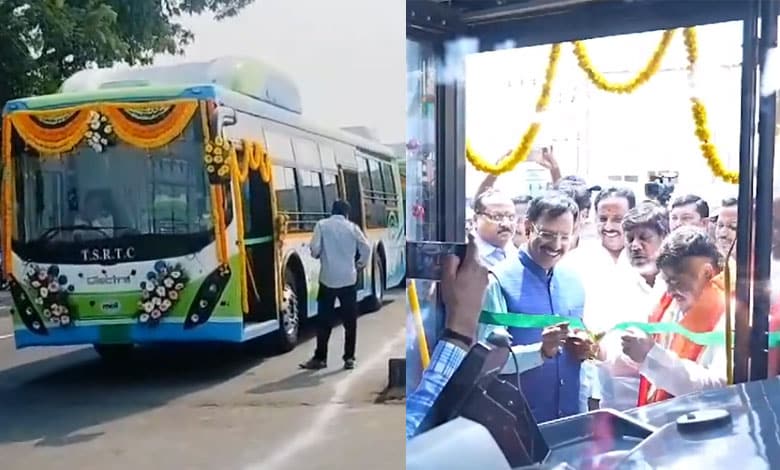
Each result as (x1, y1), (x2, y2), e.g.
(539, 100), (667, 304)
(153, 0), (406, 144)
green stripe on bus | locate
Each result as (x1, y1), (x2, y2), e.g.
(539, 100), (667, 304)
(479, 311), (780, 348)
(244, 235), (274, 246)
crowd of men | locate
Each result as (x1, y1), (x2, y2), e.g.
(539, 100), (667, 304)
(405, 150), (774, 439)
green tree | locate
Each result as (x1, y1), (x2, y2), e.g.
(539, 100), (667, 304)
(0, 0), (256, 106)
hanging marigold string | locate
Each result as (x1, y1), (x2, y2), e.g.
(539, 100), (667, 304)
(2, 117), (13, 278)
(9, 109), (92, 154)
(199, 101), (230, 265)
(465, 43), (561, 175)
(683, 27), (739, 184)
(100, 101), (198, 149)
(572, 30), (675, 94)
(230, 156), (250, 314)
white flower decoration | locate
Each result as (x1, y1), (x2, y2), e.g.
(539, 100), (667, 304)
(151, 310), (162, 320)
(163, 278), (174, 288)
(143, 301), (154, 313)
(39, 287), (49, 298)
(155, 286), (166, 297)
(139, 313), (150, 323)
(152, 297), (161, 306)
(168, 291), (179, 301)
(60, 316), (71, 326)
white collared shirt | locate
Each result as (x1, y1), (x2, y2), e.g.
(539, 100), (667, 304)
(473, 233), (518, 267)
(310, 215), (371, 288)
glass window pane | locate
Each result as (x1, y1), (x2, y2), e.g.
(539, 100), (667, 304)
(298, 169), (325, 231)
(368, 159), (384, 194)
(266, 130), (295, 164)
(320, 145), (338, 170)
(322, 172), (339, 211)
(406, 39), (439, 394)
(293, 138), (321, 168)
(357, 156), (371, 190)
(273, 165), (298, 216)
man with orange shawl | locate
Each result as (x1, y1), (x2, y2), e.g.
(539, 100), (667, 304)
(620, 227), (728, 405)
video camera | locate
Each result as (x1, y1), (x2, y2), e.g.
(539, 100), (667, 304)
(644, 170), (679, 206)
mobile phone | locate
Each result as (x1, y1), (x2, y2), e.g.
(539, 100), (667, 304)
(406, 241), (468, 281)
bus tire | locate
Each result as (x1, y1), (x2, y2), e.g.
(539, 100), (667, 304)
(363, 254), (384, 313)
(277, 268), (301, 353)
(93, 344), (135, 362)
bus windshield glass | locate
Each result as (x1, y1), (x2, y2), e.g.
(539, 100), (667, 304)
(12, 118), (216, 262)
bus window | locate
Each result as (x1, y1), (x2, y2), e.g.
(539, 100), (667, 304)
(320, 145), (338, 171)
(297, 169), (326, 231)
(368, 159), (384, 194)
(381, 162), (398, 206)
(357, 156), (371, 191)
(272, 165), (299, 228)
(293, 138), (321, 168)
(322, 172), (339, 211)
(265, 130), (296, 164)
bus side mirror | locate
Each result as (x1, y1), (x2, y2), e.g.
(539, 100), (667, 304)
(211, 105), (237, 133)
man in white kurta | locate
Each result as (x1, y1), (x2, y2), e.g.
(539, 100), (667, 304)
(596, 201), (669, 410)
(558, 187), (636, 412)
(620, 227), (729, 405)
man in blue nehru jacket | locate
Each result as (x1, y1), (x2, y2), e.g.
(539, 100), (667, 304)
(479, 191), (590, 422)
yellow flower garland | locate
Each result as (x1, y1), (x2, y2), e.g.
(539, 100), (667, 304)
(465, 43), (561, 175)
(2, 117), (13, 278)
(230, 156), (250, 314)
(100, 101), (198, 149)
(572, 30), (675, 94)
(683, 27), (738, 184)
(8, 100), (199, 154)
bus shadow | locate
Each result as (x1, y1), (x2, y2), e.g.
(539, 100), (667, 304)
(0, 339), (279, 448)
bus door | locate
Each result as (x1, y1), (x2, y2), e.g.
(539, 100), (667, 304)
(341, 167), (367, 290)
(244, 170), (277, 322)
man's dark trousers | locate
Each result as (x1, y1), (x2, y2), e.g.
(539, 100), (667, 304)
(314, 283), (358, 362)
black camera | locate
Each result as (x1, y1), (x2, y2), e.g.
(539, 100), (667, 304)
(644, 171), (678, 206)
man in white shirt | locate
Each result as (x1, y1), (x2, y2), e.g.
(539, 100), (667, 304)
(560, 187), (636, 412)
(597, 201), (670, 410)
(470, 190), (518, 267)
(300, 200), (371, 371)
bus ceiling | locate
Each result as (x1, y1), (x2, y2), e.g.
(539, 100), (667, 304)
(407, 0), (747, 49)
(54, 57), (304, 115)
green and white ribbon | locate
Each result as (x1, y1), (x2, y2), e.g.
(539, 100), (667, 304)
(479, 311), (780, 348)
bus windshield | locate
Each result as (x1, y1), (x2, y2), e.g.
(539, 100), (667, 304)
(12, 118), (216, 263)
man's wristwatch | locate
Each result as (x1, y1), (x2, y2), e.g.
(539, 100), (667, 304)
(442, 328), (474, 348)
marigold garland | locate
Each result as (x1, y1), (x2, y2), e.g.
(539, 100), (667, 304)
(100, 101), (198, 149)
(10, 109), (92, 154)
(2, 117), (13, 279)
(465, 43), (561, 175)
(230, 156), (250, 314)
(683, 27), (739, 184)
(572, 30), (675, 94)
(7, 100), (199, 155)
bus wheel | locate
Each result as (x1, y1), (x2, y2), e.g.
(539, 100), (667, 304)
(277, 270), (301, 352)
(363, 255), (384, 313)
(93, 344), (135, 362)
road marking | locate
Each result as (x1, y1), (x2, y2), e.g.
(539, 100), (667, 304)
(247, 327), (406, 470)
(0, 333), (13, 340)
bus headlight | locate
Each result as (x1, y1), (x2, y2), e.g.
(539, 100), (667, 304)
(8, 277), (48, 336)
(184, 265), (232, 329)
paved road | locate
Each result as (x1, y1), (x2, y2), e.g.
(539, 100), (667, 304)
(0, 289), (405, 470)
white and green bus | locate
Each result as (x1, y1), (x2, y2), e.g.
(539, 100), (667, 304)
(1, 57), (405, 357)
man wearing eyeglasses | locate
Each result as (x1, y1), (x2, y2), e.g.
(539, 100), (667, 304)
(478, 191), (589, 423)
(470, 189), (519, 267)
